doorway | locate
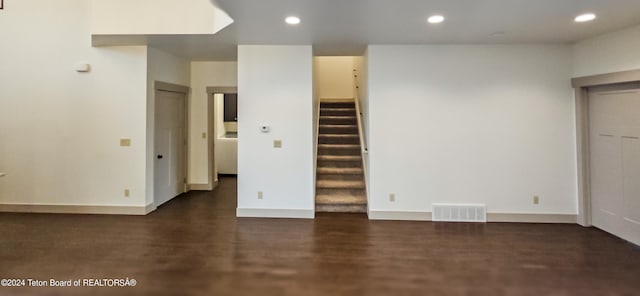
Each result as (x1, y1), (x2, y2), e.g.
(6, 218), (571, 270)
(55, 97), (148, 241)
(207, 87), (238, 186)
(154, 82), (189, 207)
(573, 70), (640, 246)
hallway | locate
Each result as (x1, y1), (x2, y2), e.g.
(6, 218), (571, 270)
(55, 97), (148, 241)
(1, 176), (639, 295)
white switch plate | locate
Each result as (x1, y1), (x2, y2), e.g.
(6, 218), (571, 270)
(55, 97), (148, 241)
(124, 189), (130, 197)
(258, 191), (263, 199)
(390, 193), (395, 202)
(274, 140), (282, 148)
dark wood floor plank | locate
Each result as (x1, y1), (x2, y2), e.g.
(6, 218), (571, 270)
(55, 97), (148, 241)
(0, 176), (639, 295)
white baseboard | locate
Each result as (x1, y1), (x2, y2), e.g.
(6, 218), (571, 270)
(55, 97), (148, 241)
(368, 210), (432, 221)
(236, 208), (315, 219)
(368, 210), (577, 224)
(0, 203), (155, 215)
(487, 213), (577, 223)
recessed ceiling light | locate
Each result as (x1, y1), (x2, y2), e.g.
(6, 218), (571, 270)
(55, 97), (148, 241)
(285, 16), (301, 25)
(427, 15), (445, 24)
(575, 13), (596, 23)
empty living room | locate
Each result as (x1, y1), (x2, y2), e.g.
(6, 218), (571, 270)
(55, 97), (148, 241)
(1, 0), (640, 295)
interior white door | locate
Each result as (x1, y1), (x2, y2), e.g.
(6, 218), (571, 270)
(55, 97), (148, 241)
(589, 82), (640, 246)
(155, 90), (187, 207)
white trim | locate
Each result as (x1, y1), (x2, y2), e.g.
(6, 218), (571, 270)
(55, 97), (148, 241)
(236, 208), (315, 219)
(368, 210), (432, 221)
(368, 210), (577, 223)
(0, 203), (155, 215)
(487, 213), (577, 223)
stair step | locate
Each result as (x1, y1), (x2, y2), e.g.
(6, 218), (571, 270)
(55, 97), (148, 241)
(319, 124), (358, 134)
(320, 102), (355, 109)
(317, 173), (364, 182)
(316, 180), (365, 189)
(315, 204), (367, 213)
(317, 155), (361, 162)
(317, 167), (363, 175)
(320, 108), (356, 116)
(318, 144), (361, 155)
(316, 193), (367, 205)
(319, 116), (357, 125)
(320, 108), (355, 111)
(318, 134), (359, 144)
(318, 144), (360, 150)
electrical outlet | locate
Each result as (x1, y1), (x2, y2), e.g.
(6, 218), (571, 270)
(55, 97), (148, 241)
(390, 193), (395, 202)
(124, 189), (130, 197)
(533, 195), (539, 205)
(274, 140), (282, 148)
(202, 132), (207, 139)
(258, 191), (263, 199)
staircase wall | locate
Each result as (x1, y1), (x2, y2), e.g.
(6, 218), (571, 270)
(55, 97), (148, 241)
(237, 45), (314, 218)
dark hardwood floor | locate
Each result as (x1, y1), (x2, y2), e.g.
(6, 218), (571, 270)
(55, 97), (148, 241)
(1, 176), (639, 296)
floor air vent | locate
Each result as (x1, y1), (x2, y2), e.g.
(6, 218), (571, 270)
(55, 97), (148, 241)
(432, 204), (486, 222)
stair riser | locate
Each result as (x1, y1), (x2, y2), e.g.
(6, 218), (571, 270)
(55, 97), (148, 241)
(316, 188), (366, 196)
(320, 103), (355, 109)
(317, 174), (364, 182)
(315, 204), (366, 213)
(316, 182), (365, 190)
(318, 148), (360, 156)
(318, 160), (361, 168)
(318, 136), (359, 144)
(319, 126), (358, 134)
(319, 118), (357, 125)
(317, 168), (363, 175)
(320, 109), (356, 116)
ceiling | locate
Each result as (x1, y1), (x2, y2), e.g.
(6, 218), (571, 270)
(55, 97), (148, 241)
(116, 0), (640, 60)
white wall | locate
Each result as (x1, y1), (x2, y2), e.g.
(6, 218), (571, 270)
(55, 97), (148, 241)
(90, 0), (232, 35)
(237, 45), (314, 217)
(146, 47), (191, 204)
(190, 61), (237, 183)
(573, 24), (640, 77)
(367, 45), (577, 217)
(0, 0), (148, 208)
(315, 57), (355, 99)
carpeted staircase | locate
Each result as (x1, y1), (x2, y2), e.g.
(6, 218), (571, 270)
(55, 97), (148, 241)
(316, 100), (367, 213)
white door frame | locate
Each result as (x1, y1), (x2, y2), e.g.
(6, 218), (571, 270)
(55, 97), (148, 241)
(154, 81), (190, 206)
(571, 69), (640, 226)
(206, 86), (237, 188)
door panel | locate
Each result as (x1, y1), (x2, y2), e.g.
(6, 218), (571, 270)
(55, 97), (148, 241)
(155, 90), (186, 207)
(589, 84), (640, 245)
(622, 136), (640, 224)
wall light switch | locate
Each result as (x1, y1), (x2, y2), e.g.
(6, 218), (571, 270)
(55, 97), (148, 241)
(202, 132), (207, 139)
(533, 195), (539, 205)
(124, 189), (130, 197)
(258, 191), (263, 199)
(390, 193), (396, 202)
(120, 138), (131, 147)
(274, 139), (282, 148)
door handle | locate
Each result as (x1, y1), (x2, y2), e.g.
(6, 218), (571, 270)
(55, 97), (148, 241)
(157, 155), (163, 159)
